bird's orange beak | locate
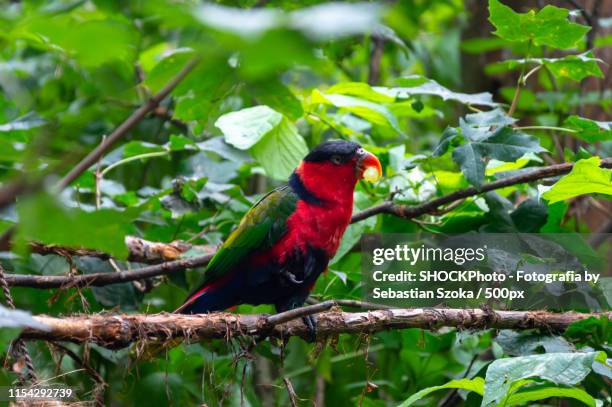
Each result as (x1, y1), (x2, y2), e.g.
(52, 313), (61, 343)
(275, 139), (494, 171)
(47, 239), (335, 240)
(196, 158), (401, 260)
(358, 150), (382, 183)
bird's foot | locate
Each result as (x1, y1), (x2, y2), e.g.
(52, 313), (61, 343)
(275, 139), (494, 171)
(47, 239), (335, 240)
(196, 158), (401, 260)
(302, 315), (317, 342)
(281, 269), (304, 285)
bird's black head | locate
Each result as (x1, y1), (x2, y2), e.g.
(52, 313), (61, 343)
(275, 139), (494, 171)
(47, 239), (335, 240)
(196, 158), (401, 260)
(303, 140), (361, 165)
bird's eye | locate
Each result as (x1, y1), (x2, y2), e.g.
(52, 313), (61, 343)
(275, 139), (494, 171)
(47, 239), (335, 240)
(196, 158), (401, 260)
(330, 155), (343, 165)
(356, 148), (366, 157)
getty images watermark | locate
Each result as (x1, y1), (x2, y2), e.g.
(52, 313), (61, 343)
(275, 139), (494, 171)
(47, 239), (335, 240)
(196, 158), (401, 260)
(362, 233), (610, 310)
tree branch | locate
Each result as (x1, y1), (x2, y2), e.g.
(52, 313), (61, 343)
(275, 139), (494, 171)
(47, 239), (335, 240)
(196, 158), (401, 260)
(56, 58), (199, 191)
(21, 308), (607, 349)
(28, 236), (214, 264)
(351, 157), (612, 223)
(4, 253), (213, 289)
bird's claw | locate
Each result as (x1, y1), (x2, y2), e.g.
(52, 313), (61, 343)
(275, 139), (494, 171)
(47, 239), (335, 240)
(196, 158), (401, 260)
(302, 315), (317, 342)
(281, 269), (304, 285)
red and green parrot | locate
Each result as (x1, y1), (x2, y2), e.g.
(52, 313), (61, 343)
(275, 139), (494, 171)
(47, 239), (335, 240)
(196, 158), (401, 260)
(175, 140), (382, 337)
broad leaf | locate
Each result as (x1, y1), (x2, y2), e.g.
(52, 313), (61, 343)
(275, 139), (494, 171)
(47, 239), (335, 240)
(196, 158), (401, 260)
(564, 116), (612, 143)
(543, 157), (612, 203)
(383, 76), (498, 107)
(311, 90), (401, 132)
(247, 78), (304, 120)
(506, 385), (600, 407)
(398, 378), (484, 407)
(488, 0), (590, 49)
(216, 106), (284, 150)
(495, 330), (574, 356)
(482, 352), (604, 406)
(454, 127), (545, 187)
(487, 52), (603, 82)
(216, 106), (308, 179)
(13, 13), (138, 66)
(250, 117), (308, 180)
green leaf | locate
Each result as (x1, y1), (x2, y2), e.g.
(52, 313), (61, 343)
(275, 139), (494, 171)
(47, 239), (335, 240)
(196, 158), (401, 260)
(13, 13), (138, 66)
(216, 106), (284, 150)
(16, 193), (138, 259)
(216, 106), (308, 179)
(496, 330), (574, 356)
(487, 52), (603, 82)
(397, 378), (484, 407)
(326, 82), (396, 103)
(167, 134), (197, 151)
(453, 128), (545, 187)
(482, 352), (604, 406)
(450, 110), (544, 187)
(461, 37), (509, 53)
(250, 116), (308, 180)
(143, 48), (195, 94)
(311, 90), (401, 132)
(247, 78), (304, 120)
(389, 75), (498, 106)
(488, 0), (590, 49)
(506, 385), (599, 407)
(453, 143), (486, 188)
(564, 116), (612, 143)
(122, 141), (167, 158)
(542, 157), (612, 203)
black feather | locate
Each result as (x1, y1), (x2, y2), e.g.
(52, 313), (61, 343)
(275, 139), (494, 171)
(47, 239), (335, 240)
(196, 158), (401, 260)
(303, 140), (361, 163)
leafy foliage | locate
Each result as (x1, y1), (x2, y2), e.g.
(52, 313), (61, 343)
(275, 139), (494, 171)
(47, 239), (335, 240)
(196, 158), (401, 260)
(0, 0), (609, 406)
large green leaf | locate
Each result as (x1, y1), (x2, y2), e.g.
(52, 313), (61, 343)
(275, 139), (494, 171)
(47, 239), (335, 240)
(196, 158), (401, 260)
(216, 106), (308, 179)
(216, 106), (284, 150)
(482, 352), (604, 406)
(488, 0), (590, 48)
(506, 385), (600, 407)
(384, 76), (499, 107)
(486, 52), (603, 82)
(564, 116), (612, 143)
(398, 378), (484, 407)
(16, 193), (139, 259)
(495, 330), (574, 356)
(311, 90), (401, 132)
(453, 127), (545, 187)
(13, 12), (137, 66)
(542, 157), (612, 203)
(250, 116), (308, 180)
(247, 78), (304, 120)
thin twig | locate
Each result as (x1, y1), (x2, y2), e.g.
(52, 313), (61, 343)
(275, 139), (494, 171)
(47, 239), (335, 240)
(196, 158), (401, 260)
(283, 377), (299, 407)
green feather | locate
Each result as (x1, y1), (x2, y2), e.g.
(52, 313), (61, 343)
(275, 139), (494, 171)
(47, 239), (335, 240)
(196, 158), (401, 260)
(195, 185), (298, 286)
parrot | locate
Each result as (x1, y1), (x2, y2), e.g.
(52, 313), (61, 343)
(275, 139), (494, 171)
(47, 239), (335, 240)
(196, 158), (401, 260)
(175, 140), (382, 338)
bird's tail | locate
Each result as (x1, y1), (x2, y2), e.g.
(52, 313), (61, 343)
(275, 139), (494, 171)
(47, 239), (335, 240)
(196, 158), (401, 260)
(174, 278), (239, 314)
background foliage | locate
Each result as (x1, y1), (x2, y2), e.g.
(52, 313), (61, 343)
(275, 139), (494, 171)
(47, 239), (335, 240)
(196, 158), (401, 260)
(0, 0), (610, 406)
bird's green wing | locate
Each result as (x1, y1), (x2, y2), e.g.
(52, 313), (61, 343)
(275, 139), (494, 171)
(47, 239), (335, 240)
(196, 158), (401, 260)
(197, 185), (298, 285)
